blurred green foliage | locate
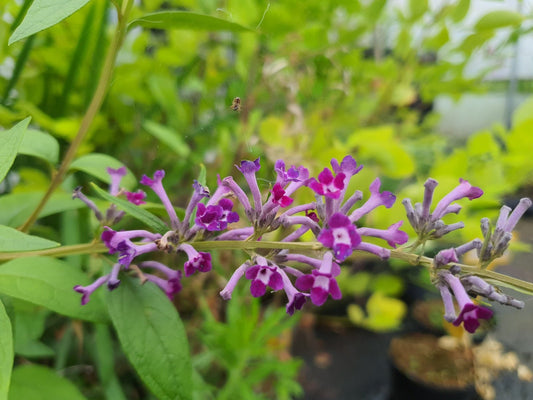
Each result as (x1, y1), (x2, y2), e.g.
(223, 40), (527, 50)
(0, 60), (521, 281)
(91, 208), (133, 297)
(1, 0), (533, 398)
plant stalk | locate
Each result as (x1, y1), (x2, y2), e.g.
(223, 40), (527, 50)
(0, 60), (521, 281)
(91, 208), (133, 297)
(18, 0), (134, 233)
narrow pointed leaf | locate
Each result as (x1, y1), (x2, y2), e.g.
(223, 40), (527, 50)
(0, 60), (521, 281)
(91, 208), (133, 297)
(108, 277), (192, 400)
(0, 299), (13, 400)
(0, 257), (108, 323)
(9, 0), (91, 45)
(0, 118), (30, 183)
(474, 10), (523, 31)
(0, 225), (59, 252)
(128, 11), (255, 33)
(90, 183), (168, 234)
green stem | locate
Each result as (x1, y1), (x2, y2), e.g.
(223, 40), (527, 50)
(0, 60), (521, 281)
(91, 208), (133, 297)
(18, 0), (134, 233)
(2, 239), (533, 294)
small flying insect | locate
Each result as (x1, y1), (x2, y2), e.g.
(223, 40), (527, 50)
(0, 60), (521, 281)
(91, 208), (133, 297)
(230, 97), (241, 112)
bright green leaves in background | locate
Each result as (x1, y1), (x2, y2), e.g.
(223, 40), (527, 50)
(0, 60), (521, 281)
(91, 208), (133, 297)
(107, 278), (192, 400)
(0, 257), (107, 322)
(8, 365), (86, 400)
(129, 11), (255, 32)
(0, 118), (30, 183)
(0, 300), (13, 400)
(9, 0), (91, 45)
(70, 153), (137, 190)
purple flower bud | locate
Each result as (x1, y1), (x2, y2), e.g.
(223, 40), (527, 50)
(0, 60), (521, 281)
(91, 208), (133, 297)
(220, 262), (251, 300)
(431, 179), (483, 221)
(107, 263), (122, 290)
(349, 178), (396, 222)
(245, 257), (284, 297)
(101, 227), (160, 254)
(178, 243), (212, 277)
(141, 170), (179, 229)
(107, 167), (127, 196)
(318, 213), (361, 261)
(236, 158), (263, 213)
(421, 179), (438, 219)
(73, 187), (103, 221)
(434, 248), (458, 268)
(437, 283), (456, 323)
(182, 181), (210, 230)
(503, 198), (532, 233)
(307, 168), (346, 199)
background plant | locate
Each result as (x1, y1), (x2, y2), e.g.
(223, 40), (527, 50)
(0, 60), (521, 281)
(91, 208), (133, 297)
(1, 0), (533, 398)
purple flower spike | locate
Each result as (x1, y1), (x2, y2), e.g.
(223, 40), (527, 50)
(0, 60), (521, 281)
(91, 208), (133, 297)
(442, 272), (493, 333)
(107, 167), (127, 196)
(318, 213), (361, 261)
(179, 243), (212, 277)
(125, 190), (147, 205)
(141, 170), (179, 229)
(308, 168), (346, 199)
(432, 179), (483, 220)
(349, 178), (396, 222)
(271, 183), (294, 208)
(245, 257), (284, 297)
(74, 275), (109, 305)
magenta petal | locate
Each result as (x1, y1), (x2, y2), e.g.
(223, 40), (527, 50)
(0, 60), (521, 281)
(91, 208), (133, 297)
(310, 287), (329, 306)
(329, 213), (350, 228)
(250, 280), (267, 297)
(317, 229), (334, 248)
(317, 168), (334, 184)
(328, 278), (342, 300)
(245, 265), (260, 280)
(268, 271), (284, 291)
(295, 275), (314, 291)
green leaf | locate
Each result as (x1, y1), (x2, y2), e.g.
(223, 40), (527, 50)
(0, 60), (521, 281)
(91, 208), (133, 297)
(143, 120), (190, 157)
(90, 183), (168, 233)
(70, 153), (136, 190)
(409, 0), (428, 21)
(128, 11), (255, 33)
(474, 10), (523, 31)
(18, 129), (59, 164)
(8, 365), (86, 400)
(0, 117), (30, 183)
(0, 257), (108, 323)
(9, 0), (91, 45)
(450, 0), (470, 23)
(0, 225), (59, 252)
(0, 299), (13, 400)
(0, 192), (85, 228)
(108, 277), (192, 400)
(197, 164), (207, 187)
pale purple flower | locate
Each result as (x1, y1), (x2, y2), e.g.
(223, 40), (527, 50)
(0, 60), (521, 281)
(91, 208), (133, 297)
(125, 190), (147, 205)
(318, 213), (361, 261)
(431, 179), (483, 221)
(179, 243), (212, 277)
(245, 257), (284, 297)
(220, 262), (251, 300)
(72, 186), (103, 221)
(74, 276), (109, 305)
(236, 158), (263, 213)
(141, 170), (179, 229)
(349, 178), (396, 222)
(107, 166), (127, 196)
(357, 221), (408, 248)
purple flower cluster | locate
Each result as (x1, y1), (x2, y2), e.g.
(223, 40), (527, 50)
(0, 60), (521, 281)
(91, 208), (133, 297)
(73, 156), (530, 336)
(402, 182), (530, 333)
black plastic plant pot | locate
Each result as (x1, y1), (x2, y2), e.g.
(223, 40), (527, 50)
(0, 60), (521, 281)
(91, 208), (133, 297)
(389, 362), (478, 400)
(388, 333), (478, 400)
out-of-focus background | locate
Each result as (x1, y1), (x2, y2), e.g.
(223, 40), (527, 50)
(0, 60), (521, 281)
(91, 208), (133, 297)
(2, 0), (533, 399)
